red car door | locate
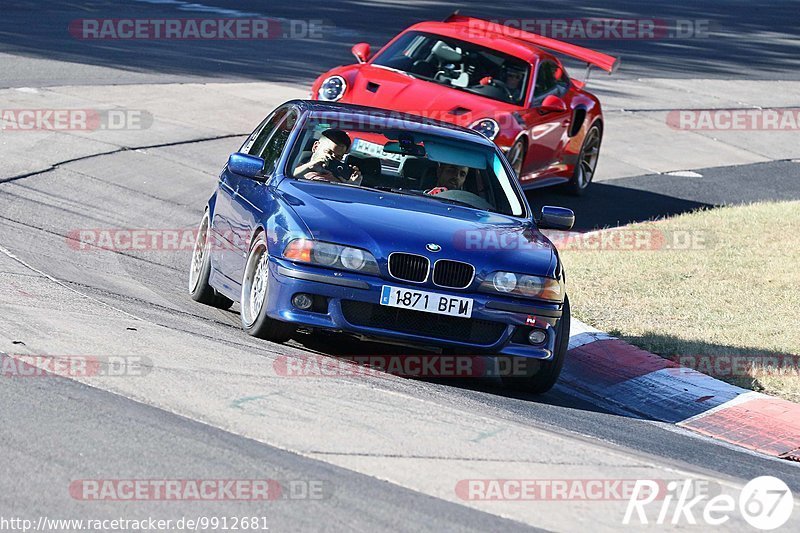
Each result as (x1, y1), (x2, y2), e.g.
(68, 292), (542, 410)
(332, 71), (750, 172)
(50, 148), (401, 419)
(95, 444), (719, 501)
(519, 60), (572, 181)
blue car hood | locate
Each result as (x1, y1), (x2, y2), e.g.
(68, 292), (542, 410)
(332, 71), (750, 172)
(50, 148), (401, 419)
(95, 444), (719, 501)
(277, 180), (557, 278)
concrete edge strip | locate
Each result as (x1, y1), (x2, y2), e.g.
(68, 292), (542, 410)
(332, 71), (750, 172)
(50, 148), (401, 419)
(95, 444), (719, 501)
(566, 319), (800, 460)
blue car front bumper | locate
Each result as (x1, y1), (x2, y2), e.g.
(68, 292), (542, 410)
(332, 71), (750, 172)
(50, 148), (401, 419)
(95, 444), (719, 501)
(264, 257), (564, 360)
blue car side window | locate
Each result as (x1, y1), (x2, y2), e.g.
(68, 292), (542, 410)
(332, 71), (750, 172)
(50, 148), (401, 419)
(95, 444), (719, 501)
(244, 108), (288, 157)
(259, 110), (297, 177)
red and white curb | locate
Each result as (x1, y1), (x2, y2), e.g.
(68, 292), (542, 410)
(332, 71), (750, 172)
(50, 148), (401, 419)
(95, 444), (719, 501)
(565, 319), (800, 462)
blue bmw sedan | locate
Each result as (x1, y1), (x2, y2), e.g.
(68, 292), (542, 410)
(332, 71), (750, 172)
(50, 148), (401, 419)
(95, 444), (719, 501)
(189, 100), (575, 392)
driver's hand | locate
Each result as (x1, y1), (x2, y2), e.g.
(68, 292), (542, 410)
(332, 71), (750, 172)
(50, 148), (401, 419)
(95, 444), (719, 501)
(348, 165), (362, 185)
(308, 170), (335, 181)
(295, 160), (320, 175)
(316, 151), (336, 166)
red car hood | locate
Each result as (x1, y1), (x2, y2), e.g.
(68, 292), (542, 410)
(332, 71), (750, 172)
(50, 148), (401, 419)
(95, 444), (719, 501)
(341, 65), (518, 127)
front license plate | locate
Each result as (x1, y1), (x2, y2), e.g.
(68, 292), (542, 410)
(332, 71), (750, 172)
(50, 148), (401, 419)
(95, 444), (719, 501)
(380, 285), (473, 318)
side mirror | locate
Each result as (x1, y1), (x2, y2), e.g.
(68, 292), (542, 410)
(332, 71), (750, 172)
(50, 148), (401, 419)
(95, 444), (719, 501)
(227, 153), (266, 181)
(540, 94), (567, 113)
(537, 206), (574, 230)
(351, 43), (370, 64)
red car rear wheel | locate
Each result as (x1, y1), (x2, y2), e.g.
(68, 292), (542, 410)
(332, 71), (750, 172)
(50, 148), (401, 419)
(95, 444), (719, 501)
(507, 139), (525, 178)
(566, 125), (601, 196)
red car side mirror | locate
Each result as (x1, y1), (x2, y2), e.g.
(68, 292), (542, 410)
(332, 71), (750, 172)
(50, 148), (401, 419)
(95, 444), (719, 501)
(540, 95), (567, 113)
(351, 43), (370, 64)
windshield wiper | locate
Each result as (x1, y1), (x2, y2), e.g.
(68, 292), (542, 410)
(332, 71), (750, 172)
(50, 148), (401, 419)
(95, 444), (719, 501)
(429, 195), (505, 213)
(368, 186), (502, 213)
(430, 196), (484, 209)
(368, 186), (424, 196)
(372, 64), (419, 80)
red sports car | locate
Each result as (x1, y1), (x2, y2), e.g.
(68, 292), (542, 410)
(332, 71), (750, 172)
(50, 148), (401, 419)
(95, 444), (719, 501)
(311, 14), (619, 195)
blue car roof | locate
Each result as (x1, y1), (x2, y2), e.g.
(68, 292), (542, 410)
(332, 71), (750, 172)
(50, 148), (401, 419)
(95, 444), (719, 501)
(289, 100), (497, 147)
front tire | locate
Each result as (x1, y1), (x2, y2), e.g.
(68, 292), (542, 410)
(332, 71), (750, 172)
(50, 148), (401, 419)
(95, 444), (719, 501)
(500, 295), (571, 394)
(565, 125), (601, 196)
(189, 211), (233, 309)
(507, 139), (525, 178)
(240, 232), (294, 342)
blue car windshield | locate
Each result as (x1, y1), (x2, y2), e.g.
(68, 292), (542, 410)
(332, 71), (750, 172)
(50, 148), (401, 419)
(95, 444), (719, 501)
(287, 117), (526, 217)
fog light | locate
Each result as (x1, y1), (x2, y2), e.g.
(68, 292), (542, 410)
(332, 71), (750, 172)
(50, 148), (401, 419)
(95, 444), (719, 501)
(528, 329), (547, 345)
(292, 293), (314, 310)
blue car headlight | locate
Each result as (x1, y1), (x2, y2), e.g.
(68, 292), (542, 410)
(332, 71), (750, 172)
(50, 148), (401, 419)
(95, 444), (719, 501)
(469, 118), (500, 140)
(479, 271), (562, 302)
(283, 239), (379, 275)
(317, 75), (347, 102)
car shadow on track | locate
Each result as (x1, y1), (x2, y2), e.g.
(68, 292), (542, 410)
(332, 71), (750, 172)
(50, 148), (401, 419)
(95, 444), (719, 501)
(284, 325), (800, 420)
(525, 181), (712, 232)
(285, 332), (626, 416)
(526, 160), (800, 232)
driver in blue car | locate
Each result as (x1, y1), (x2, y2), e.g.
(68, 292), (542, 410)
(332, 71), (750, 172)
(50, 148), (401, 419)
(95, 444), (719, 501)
(294, 129), (362, 185)
(426, 163), (468, 195)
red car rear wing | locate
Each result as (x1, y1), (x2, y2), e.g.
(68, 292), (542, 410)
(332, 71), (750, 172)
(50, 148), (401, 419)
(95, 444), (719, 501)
(444, 14), (620, 73)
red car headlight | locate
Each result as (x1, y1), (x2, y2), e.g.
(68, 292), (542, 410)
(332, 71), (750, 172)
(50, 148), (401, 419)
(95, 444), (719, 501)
(317, 76), (347, 102)
(469, 118), (500, 141)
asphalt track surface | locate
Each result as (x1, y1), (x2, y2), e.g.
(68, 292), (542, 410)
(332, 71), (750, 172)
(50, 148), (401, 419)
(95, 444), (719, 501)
(3, 0), (800, 87)
(1, 1), (800, 531)
(530, 160), (800, 231)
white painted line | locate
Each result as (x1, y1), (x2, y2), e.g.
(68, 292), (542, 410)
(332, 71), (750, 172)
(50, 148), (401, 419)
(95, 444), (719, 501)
(665, 170), (704, 177)
(568, 331), (615, 350)
(569, 317), (607, 336)
(568, 317), (615, 349)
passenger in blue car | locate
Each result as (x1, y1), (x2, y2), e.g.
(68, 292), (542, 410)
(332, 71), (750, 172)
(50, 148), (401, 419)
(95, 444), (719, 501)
(294, 129), (362, 185)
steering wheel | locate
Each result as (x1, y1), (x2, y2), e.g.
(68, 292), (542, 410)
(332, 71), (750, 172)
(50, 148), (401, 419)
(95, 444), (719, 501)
(433, 189), (495, 211)
(488, 78), (515, 102)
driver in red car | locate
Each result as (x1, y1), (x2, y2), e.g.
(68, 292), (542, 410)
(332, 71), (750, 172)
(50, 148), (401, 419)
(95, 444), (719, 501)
(294, 129), (362, 185)
(426, 163), (468, 195)
(502, 65), (525, 100)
